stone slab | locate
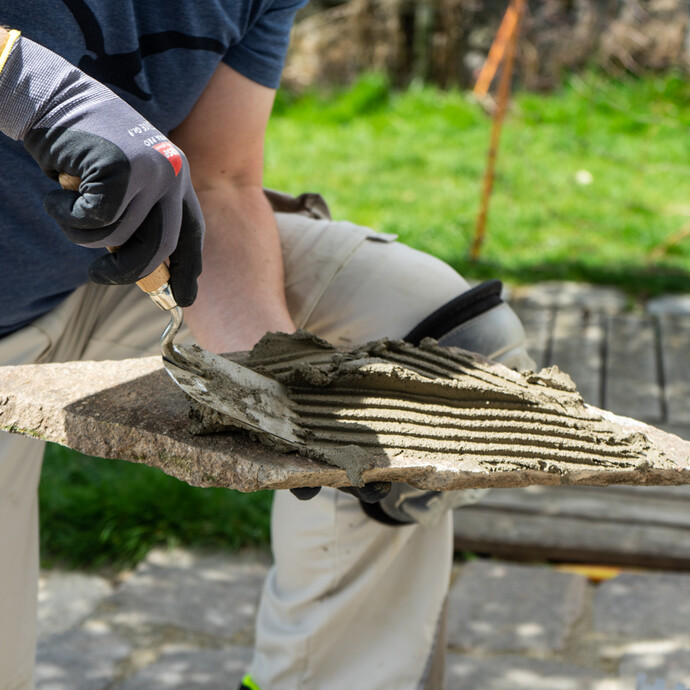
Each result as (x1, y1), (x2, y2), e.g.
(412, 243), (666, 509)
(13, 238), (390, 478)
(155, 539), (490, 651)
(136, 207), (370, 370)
(98, 549), (269, 642)
(445, 654), (625, 690)
(593, 572), (690, 638)
(38, 571), (113, 642)
(447, 561), (587, 653)
(2, 350), (690, 492)
(113, 645), (252, 690)
(36, 624), (131, 690)
(0, 357), (330, 493)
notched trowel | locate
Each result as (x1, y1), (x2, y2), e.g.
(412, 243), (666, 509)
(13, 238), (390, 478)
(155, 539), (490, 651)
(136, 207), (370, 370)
(59, 173), (302, 446)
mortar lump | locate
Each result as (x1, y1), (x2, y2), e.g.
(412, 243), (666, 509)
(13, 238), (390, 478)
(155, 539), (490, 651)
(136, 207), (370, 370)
(188, 331), (663, 486)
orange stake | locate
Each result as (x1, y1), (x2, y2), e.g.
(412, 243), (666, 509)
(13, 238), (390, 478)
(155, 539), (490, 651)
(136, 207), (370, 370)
(473, 3), (519, 99)
(470, 0), (526, 261)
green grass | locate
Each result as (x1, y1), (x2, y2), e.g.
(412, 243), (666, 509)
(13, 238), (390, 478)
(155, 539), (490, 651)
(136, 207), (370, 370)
(40, 444), (272, 571)
(39, 72), (690, 571)
(265, 71), (690, 297)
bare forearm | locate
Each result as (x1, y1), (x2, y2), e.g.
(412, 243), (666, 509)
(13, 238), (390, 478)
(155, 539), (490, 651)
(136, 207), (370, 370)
(168, 63), (289, 352)
(183, 183), (295, 353)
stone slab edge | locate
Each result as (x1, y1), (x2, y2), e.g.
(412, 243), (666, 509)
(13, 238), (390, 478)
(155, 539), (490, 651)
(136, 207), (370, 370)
(0, 357), (689, 492)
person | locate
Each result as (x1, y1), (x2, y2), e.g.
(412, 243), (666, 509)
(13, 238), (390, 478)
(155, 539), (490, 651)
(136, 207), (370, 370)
(0, 3), (533, 689)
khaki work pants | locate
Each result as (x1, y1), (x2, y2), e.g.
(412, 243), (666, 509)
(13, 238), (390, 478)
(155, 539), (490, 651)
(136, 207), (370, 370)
(0, 209), (530, 690)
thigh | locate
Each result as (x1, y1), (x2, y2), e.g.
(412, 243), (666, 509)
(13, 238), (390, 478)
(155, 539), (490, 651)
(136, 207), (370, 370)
(0, 281), (182, 689)
(0, 319), (54, 689)
(278, 213), (472, 345)
(49, 282), (182, 363)
(306, 237), (471, 346)
(257, 217), (468, 689)
(0, 431), (43, 690)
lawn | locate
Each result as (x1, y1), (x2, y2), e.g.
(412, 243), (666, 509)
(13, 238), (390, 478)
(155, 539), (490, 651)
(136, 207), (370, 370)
(40, 72), (690, 570)
(265, 71), (690, 295)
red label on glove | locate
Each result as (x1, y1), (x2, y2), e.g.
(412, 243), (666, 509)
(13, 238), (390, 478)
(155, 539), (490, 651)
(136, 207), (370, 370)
(153, 141), (182, 176)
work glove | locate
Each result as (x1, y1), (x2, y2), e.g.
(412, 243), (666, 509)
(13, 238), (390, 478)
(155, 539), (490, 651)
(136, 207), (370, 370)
(0, 32), (203, 306)
(290, 482), (392, 503)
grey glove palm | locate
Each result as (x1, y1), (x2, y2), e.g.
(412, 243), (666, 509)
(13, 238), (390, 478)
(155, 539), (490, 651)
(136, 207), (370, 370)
(0, 34), (203, 305)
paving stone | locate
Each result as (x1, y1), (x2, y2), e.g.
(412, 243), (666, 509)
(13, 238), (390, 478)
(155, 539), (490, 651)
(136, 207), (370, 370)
(113, 645), (253, 689)
(36, 623), (131, 690)
(593, 573), (690, 638)
(617, 642), (690, 688)
(100, 548), (269, 641)
(38, 571), (113, 641)
(446, 653), (626, 690)
(511, 282), (627, 313)
(447, 561), (587, 653)
(647, 295), (690, 316)
(4, 338), (690, 493)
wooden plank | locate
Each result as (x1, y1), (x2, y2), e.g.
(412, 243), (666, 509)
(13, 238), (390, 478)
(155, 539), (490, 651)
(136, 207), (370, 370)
(597, 484), (690, 498)
(510, 303), (552, 370)
(659, 314), (690, 428)
(467, 485), (690, 529)
(550, 309), (604, 407)
(605, 314), (663, 423)
(453, 505), (690, 569)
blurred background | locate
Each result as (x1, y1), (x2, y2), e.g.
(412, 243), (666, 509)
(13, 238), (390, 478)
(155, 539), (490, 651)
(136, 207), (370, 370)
(41, 0), (690, 573)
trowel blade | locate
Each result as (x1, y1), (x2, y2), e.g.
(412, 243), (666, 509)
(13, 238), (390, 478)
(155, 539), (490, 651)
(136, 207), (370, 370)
(163, 343), (302, 445)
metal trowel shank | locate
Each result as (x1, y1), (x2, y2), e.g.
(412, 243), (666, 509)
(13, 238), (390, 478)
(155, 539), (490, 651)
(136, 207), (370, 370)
(160, 308), (301, 444)
(56, 173), (301, 445)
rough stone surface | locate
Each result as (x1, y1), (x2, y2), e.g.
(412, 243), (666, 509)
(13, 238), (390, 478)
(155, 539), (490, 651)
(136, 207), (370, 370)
(447, 561), (587, 654)
(113, 645), (252, 690)
(0, 356), (332, 493)
(33, 546), (690, 690)
(445, 654), (625, 690)
(38, 572), (113, 642)
(2, 333), (689, 493)
(593, 572), (690, 638)
(36, 624), (131, 690)
(97, 548), (269, 642)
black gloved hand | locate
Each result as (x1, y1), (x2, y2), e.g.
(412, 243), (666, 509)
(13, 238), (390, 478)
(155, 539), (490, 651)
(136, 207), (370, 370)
(290, 482), (392, 503)
(0, 32), (203, 306)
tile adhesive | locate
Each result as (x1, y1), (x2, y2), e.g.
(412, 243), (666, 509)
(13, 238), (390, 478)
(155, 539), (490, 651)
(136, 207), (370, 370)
(187, 331), (669, 487)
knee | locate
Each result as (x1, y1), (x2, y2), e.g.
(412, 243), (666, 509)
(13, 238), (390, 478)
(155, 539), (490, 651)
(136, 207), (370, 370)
(404, 279), (536, 370)
(439, 300), (534, 369)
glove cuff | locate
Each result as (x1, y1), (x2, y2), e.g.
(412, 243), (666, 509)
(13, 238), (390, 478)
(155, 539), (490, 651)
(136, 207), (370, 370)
(0, 29), (21, 75)
(0, 35), (114, 141)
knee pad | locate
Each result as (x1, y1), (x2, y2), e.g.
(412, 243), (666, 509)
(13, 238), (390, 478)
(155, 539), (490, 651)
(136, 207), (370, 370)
(361, 280), (534, 527)
(405, 279), (534, 370)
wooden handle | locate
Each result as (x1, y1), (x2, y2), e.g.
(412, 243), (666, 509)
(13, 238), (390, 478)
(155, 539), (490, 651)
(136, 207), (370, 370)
(58, 173), (171, 294)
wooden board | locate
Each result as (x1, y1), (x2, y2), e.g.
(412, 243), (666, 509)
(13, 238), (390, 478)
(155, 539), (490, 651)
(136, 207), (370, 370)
(511, 302), (688, 435)
(660, 314), (690, 428)
(465, 301), (690, 568)
(550, 309), (604, 407)
(454, 484), (690, 569)
(605, 315), (663, 423)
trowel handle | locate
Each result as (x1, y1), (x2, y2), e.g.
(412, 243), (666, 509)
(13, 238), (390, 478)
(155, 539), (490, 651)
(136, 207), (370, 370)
(58, 173), (172, 297)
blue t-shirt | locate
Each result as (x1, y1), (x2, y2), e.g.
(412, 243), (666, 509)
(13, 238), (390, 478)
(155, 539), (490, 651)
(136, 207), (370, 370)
(0, 0), (307, 336)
